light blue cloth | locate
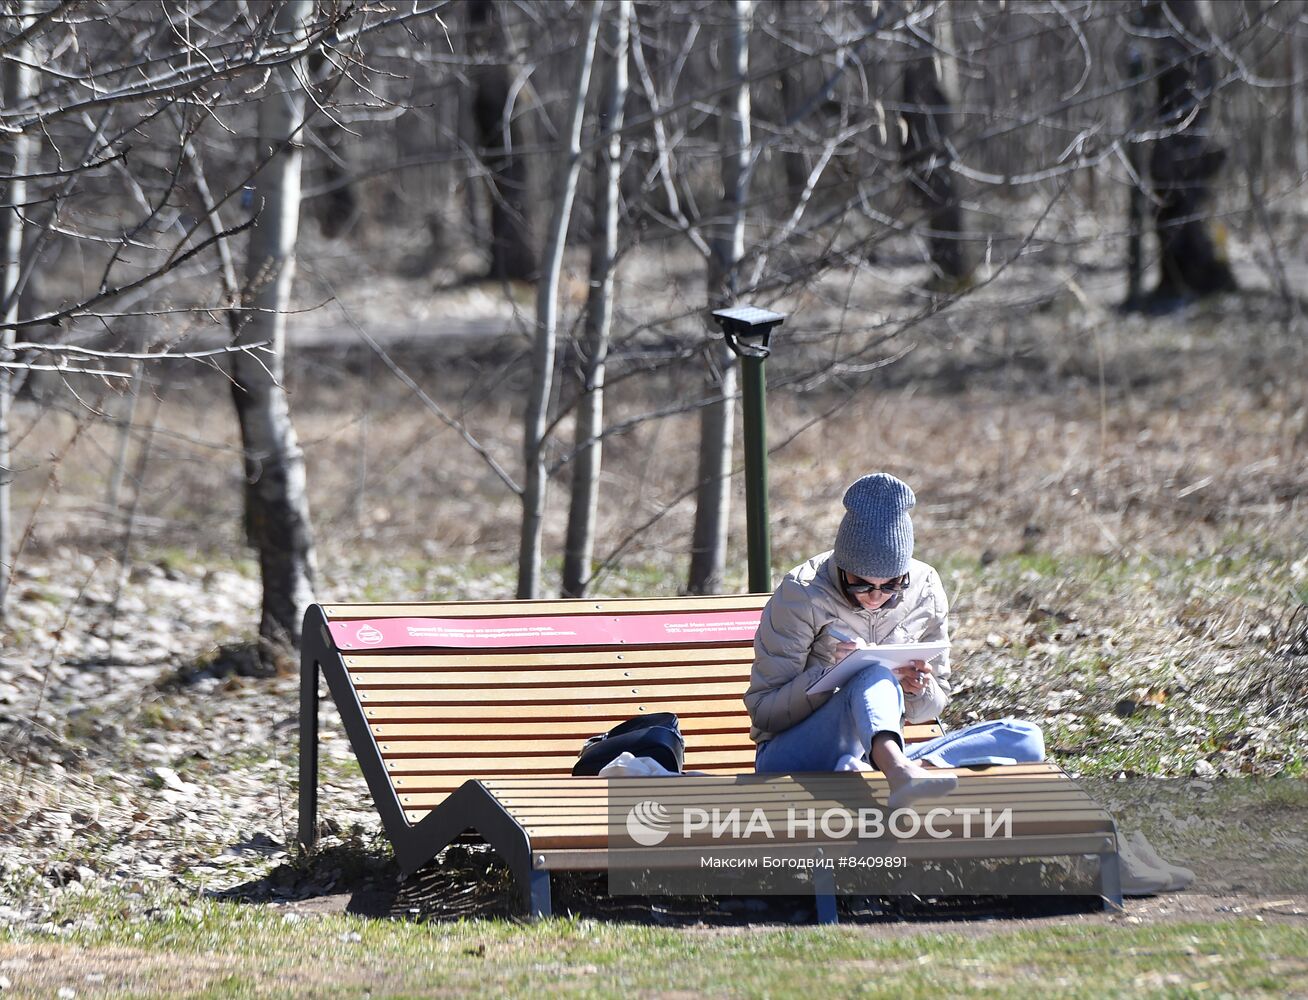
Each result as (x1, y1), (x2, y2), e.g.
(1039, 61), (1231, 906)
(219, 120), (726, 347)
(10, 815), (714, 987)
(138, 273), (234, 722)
(905, 718), (1045, 767)
(755, 663), (904, 773)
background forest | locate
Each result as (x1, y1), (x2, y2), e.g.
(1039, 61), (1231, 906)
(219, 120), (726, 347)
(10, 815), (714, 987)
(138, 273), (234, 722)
(1, 0), (1307, 991)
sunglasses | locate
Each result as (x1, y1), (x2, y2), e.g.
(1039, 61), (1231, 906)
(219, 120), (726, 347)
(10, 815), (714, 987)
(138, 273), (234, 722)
(840, 570), (909, 595)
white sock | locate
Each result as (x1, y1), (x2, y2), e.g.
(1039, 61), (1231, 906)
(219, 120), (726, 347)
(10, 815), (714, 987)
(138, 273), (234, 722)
(886, 774), (958, 810)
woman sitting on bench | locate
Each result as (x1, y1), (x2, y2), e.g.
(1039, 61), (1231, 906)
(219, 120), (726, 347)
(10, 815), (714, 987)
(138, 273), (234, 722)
(745, 472), (1041, 809)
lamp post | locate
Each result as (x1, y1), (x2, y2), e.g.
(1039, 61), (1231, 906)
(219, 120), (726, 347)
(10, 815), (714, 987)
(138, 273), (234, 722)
(712, 305), (786, 594)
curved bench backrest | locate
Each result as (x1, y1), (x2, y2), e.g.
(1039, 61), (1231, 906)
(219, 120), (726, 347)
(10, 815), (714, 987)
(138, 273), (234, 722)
(313, 595), (769, 825)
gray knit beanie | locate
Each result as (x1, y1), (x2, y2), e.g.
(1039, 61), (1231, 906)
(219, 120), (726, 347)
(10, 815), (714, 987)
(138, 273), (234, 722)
(832, 473), (915, 579)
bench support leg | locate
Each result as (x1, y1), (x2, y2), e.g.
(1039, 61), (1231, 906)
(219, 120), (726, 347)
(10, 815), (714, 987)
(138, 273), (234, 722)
(297, 653), (320, 851)
(1099, 850), (1124, 912)
(526, 869), (552, 918)
(813, 861), (839, 925)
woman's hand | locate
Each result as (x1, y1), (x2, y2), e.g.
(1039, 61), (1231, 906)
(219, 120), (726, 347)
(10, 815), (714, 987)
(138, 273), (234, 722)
(893, 659), (932, 695)
(833, 640), (858, 663)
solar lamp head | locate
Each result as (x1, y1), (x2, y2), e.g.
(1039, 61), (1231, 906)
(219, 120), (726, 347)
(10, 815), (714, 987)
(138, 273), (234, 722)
(711, 305), (786, 359)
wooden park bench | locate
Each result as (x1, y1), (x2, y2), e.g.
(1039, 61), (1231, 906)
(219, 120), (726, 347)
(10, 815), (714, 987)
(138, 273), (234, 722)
(297, 595), (1123, 921)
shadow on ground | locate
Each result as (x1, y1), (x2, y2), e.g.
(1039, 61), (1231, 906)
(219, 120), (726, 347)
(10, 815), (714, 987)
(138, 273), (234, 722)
(212, 839), (1107, 926)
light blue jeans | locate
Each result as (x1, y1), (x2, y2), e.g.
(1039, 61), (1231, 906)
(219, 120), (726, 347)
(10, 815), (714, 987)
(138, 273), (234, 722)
(755, 664), (903, 773)
(753, 664), (1046, 773)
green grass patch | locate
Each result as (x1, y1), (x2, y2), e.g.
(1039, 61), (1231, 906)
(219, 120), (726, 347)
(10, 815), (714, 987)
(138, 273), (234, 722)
(3, 903), (1305, 998)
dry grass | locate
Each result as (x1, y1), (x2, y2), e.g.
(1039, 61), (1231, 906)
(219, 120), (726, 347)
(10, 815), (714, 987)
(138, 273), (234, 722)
(14, 271), (1305, 778)
(9, 286), (1304, 580)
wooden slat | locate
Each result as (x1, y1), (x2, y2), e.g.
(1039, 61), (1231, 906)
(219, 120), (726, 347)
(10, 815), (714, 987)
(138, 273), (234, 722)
(350, 662), (753, 688)
(391, 763), (1071, 799)
(374, 733), (757, 757)
(494, 789), (1098, 820)
(499, 805), (1113, 836)
(491, 779), (1089, 809)
(523, 809), (1112, 844)
(360, 699), (773, 721)
(366, 721), (945, 742)
(392, 763), (753, 794)
(427, 810), (1114, 850)
(396, 764), (1073, 822)
(478, 764), (1066, 787)
(355, 681), (747, 705)
(474, 765), (1069, 793)
(397, 770), (1076, 809)
(385, 749), (757, 776)
(323, 596), (770, 620)
(385, 753), (758, 774)
(487, 783), (1081, 810)
(343, 647), (757, 670)
(533, 831), (1119, 870)
(494, 799), (1103, 827)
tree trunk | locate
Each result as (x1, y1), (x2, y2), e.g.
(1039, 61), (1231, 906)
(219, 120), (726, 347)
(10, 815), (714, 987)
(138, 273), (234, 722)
(900, 7), (971, 289)
(516, 2), (601, 599)
(777, 71), (807, 198)
(687, 0), (751, 597)
(229, 0), (318, 658)
(469, 0), (539, 283)
(0, 0), (33, 622)
(306, 47), (356, 238)
(562, 0), (629, 599)
(1124, 3), (1149, 306)
(1291, 26), (1308, 177)
(1146, 0), (1236, 299)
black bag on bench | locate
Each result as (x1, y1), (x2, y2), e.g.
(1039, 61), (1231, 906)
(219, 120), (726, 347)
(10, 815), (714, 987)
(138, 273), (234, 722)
(572, 712), (685, 776)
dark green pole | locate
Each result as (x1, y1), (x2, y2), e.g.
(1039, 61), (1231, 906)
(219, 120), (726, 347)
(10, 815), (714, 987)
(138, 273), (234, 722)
(712, 305), (783, 595)
(740, 352), (771, 594)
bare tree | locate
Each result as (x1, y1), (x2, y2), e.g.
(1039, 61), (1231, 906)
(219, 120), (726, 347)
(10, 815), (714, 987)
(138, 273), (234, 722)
(1291, 23), (1308, 177)
(901, 3), (972, 289)
(517, 1), (602, 598)
(229, 0), (319, 657)
(687, 0), (751, 596)
(0, 0), (33, 622)
(1145, 0), (1237, 301)
(0, 2), (442, 641)
(562, 0), (629, 598)
(1124, 1), (1150, 306)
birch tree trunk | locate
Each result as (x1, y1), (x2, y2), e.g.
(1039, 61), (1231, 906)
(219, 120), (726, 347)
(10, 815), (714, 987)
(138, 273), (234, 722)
(686, 0), (751, 596)
(562, 0), (629, 598)
(516, 1), (601, 599)
(230, 0), (318, 657)
(0, 0), (33, 622)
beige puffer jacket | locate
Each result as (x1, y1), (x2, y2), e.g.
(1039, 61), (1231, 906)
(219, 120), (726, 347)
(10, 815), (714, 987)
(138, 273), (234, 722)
(744, 551), (951, 744)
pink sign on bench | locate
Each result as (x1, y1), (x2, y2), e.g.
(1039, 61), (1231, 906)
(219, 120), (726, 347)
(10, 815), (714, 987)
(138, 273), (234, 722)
(329, 611), (763, 651)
